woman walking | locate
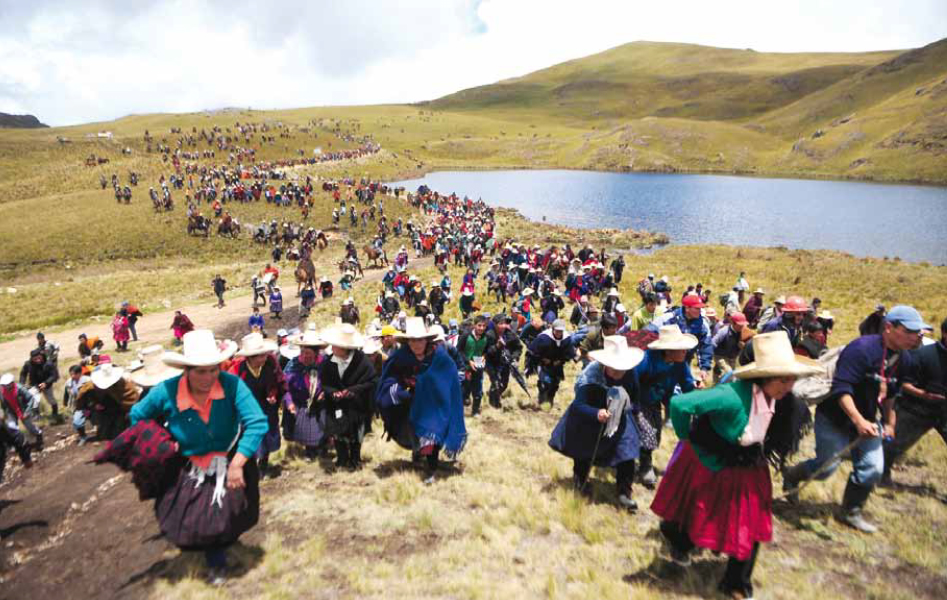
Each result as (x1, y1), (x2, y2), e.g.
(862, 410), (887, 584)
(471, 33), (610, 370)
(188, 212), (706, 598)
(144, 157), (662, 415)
(651, 332), (820, 599)
(128, 330), (267, 584)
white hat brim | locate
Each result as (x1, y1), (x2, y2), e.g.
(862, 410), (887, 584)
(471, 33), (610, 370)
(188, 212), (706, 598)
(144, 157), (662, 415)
(733, 356), (823, 380)
(162, 340), (237, 368)
(235, 340), (279, 357)
(589, 346), (645, 371)
(91, 368), (125, 389)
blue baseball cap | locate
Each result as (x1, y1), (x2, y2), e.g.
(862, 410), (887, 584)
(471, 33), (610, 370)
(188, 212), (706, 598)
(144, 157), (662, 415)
(884, 305), (930, 332)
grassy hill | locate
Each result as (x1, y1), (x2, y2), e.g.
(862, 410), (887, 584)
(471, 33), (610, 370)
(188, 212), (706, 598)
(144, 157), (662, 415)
(422, 39), (947, 183)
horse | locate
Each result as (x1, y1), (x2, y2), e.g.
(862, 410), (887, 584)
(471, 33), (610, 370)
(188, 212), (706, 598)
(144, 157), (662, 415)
(187, 215), (209, 237)
(217, 218), (239, 238)
(363, 245), (388, 269)
(295, 258), (316, 295)
(316, 231), (329, 251)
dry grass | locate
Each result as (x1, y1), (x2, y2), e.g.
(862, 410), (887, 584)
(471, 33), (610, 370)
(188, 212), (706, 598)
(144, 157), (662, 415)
(142, 260), (947, 600)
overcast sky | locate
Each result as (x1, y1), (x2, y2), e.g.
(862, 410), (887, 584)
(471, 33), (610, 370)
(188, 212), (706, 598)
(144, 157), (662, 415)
(0, 0), (944, 126)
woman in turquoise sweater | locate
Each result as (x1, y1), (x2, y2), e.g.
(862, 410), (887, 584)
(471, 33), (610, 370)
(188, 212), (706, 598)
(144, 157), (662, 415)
(650, 332), (820, 600)
(130, 330), (267, 585)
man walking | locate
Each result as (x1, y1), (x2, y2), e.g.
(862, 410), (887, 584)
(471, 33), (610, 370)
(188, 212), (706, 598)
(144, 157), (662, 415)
(783, 305), (925, 532)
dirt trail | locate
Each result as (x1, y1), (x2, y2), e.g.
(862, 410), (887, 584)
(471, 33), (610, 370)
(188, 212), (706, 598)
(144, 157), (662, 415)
(0, 255), (432, 599)
(0, 256), (432, 377)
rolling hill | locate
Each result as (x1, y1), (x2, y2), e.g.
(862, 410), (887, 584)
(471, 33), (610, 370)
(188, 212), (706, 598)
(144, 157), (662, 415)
(421, 39), (947, 183)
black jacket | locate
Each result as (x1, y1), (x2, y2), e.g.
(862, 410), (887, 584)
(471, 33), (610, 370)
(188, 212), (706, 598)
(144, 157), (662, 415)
(484, 329), (523, 367)
(320, 351), (378, 436)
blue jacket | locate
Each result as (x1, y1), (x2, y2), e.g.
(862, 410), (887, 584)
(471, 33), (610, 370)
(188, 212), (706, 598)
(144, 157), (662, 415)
(650, 308), (713, 371)
(549, 362), (640, 465)
(529, 330), (576, 379)
(130, 372), (267, 460)
(632, 349), (696, 407)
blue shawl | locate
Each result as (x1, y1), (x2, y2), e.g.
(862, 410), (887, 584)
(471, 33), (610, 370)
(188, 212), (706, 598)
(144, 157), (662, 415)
(378, 345), (467, 458)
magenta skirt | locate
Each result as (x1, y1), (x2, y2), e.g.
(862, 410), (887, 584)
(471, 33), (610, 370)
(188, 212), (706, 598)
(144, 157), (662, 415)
(651, 441), (772, 561)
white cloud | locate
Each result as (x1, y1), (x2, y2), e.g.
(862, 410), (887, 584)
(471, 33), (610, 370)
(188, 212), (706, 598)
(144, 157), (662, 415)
(0, 0), (943, 126)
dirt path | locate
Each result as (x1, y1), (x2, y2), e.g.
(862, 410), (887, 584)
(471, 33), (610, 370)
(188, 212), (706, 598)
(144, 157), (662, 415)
(0, 256), (433, 377)
(0, 255), (433, 599)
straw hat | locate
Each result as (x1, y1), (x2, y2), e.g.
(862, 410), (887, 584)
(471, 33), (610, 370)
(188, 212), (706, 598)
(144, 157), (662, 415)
(396, 317), (438, 340)
(162, 330), (237, 369)
(293, 324), (327, 347)
(235, 332), (279, 357)
(91, 355), (125, 389)
(462, 289), (474, 297)
(322, 324), (364, 350)
(130, 345), (182, 387)
(753, 288), (766, 295)
(648, 325), (698, 351)
(733, 331), (823, 379)
(607, 288), (620, 297)
(362, 338), (382, 355)
(279, 343), (301, 360)
(589, 336), (645, 371)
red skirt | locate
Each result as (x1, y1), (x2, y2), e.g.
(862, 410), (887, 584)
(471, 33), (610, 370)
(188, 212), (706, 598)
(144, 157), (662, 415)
(650, 441), (772, 561)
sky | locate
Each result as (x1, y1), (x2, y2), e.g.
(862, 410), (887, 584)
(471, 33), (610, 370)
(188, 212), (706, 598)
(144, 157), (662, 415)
(0, 0), (944, 126)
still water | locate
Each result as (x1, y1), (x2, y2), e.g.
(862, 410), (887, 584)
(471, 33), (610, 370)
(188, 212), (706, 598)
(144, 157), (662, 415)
(394, 170), (947, 264)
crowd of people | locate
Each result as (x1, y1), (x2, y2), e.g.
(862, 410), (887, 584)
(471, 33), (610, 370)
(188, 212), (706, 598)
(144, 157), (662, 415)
(9, 161), (941, 595)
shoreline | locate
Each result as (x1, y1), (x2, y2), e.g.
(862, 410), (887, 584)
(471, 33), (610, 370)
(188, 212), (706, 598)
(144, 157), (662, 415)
(388, 166), (947, 265)
(387, 161), (947, 189)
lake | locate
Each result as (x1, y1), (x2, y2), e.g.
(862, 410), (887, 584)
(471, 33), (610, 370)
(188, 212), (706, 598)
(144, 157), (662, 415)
(393, 170), (947, 264)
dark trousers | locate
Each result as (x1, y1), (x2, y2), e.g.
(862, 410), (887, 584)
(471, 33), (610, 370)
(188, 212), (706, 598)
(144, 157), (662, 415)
(884, 398), (947, 478)
(573, 459), (635, 494)
(486, 363), (510, 408)
(464, 369), (484, 413)
(335, 439), (362, 469)
(660, 521), (759, 596)
(0, 425), (31, 482)
(538, 369), (561, 404)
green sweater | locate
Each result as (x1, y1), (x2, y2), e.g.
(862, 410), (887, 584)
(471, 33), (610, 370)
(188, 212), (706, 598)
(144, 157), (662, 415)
(129, 372), (267, 460)
(670, 379), (754, 472)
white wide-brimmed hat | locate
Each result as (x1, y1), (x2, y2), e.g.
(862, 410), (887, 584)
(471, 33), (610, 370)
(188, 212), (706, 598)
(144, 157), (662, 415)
(396, 317), (439, 340)
(648, 325), (698, 351)
(607, 288), (620, 297)
(280, 342), (302, 360)
(733, 331), (824, 379)
(0, 373), (15, 386)
(162, 330), (237, 369)
(322, 323), (364, 350)
(293, 324), (327, 348)
(590, 336), (645, 371)
(462, 289), (474, 297)
(235, 332), (278, 357)
(362, 338), (382, 355)
(130, 345), (182, 387)
(91, 356), (125, 389)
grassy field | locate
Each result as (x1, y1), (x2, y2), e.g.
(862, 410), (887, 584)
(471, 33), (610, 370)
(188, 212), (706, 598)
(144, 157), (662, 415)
(134, 255), (947, 599)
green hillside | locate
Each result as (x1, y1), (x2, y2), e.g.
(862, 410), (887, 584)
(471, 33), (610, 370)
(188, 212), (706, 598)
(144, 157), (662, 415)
(426, 41), (902, 123)
(421, 39), (947, 183)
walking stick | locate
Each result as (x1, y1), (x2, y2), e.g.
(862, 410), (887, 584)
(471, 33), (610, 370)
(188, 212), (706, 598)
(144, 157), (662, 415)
(582, 420), (608, 495)
(776, 436), (865, 500)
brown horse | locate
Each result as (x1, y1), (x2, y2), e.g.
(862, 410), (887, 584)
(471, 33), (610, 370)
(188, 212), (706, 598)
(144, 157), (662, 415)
(363, 245), (388, 269)
(316, 231), (329, 251)
(295, 257), (316, 295)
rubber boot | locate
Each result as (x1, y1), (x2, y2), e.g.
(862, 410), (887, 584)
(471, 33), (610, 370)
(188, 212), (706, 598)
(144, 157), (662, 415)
(839, 480), (878, 533)
(335, 440), (350, 470)
(637, 450), (656, 489)
(34, 433), (44, 452)
(471, 396), (481, 417)
(349, 441), (362, 471)
(616, 462), (638, 512)
(781, 462), (809, 503)
(76, 426), (88, 446)
(488, 389), (501, 409)
(258, 455), (269, 479)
